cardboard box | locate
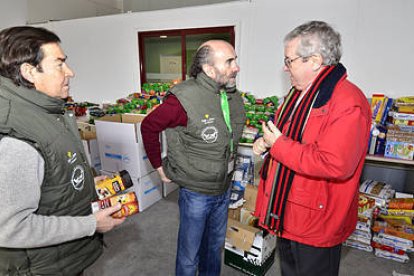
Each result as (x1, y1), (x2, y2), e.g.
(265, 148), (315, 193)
(225, 247), (275, 276)
(77, 122), (97, 140)
(240, 207), (258, 226)
(225, 218), (277, 276)
(162, 181), (179, 197)
(82, 139), (101, 173)
(132, 170), (162, 212)
(226, 219), (260, 251)
(77, 122), (101, 174)
(228, 206), (242, 221)
(95, 114), (155, 178)
(100, 169), (162, 212)
(244, 184), (258, 212)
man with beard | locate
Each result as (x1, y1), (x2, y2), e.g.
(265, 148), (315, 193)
(141, 40), (246, 276)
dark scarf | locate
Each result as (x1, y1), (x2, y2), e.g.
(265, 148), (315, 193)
(261, 63), (347, 234)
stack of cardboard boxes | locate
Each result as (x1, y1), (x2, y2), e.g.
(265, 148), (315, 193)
(77, 121), (101, 175)
(94, 114), (164, 212)
(225, 147), (277, 276)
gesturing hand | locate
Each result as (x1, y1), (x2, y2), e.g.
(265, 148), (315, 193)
(262, 121), (282, 148)
(253, 137), (269, 155)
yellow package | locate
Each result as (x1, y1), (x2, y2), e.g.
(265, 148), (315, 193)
(371, 94), (386, 122)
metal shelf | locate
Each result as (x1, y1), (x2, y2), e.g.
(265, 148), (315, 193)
(239, 142), (253, 147)
(365, 155), (414, 168)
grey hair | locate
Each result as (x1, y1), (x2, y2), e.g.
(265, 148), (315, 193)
(284, 21), (342, 65)
(189, 45), (213, 78)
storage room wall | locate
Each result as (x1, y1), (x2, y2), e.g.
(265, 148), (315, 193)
(36, 1), (251, 104)
(35, 0), (414, 104)
(0, 0), (27, 30)
(27, 0), (121, 24)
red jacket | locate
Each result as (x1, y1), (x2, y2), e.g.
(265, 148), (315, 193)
(254, 78), (371, 247)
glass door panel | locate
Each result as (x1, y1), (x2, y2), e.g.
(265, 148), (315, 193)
(139, 26), (234, 84)
(144, 35), (182, 83)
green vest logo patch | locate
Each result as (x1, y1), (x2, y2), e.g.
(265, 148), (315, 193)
(71, 164), (85, 191)
(201, 126), (218, 143)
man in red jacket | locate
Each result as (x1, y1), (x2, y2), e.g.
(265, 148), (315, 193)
(253, 21), (371, 276)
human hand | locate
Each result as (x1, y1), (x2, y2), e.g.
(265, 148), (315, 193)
(157, 167), (172, 183)
(94, 204), (126, 233)
(253, 137), (269, 155)
(262, 121), (282, 147)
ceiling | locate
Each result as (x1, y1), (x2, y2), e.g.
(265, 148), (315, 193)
(27, 0), (242, 24)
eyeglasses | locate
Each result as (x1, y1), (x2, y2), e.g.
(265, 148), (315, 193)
(284, 56), (303, 67)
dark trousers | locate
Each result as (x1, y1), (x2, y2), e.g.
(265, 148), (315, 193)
(278, 237), (342, 276)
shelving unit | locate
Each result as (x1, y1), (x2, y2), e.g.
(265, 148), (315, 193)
(365, 155), (414, 167)
(238, 143), (414, 192)
(239, 142), (253, 148)
(362, 155), (414, 193)
(238, 144), (414, 193)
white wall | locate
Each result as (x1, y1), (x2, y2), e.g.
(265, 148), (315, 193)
(37, 0), (414, 103)
(123, 0), (242, 12)
(0, 0), (27, 29)
(26, 0), (238, 23)
(27, 0), (122, 24)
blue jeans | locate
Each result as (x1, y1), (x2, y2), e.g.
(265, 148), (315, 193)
(175, 187), (231, 276)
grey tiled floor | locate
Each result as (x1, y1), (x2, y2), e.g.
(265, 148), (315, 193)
(85, 190), (414, 276)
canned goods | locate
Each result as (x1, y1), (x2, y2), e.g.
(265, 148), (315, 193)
(95, 170), (133, 200)
(91, 191), (139, 218)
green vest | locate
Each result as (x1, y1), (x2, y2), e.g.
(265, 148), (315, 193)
(164, 73), (246, 195)
(0, 76), (102, 275)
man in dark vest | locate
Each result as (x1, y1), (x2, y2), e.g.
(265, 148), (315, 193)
(0, 26), (125, 275)
(141, 40), (246, 276)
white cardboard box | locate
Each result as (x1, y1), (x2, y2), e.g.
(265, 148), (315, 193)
(82, 139), (101, 173)
(225, 218), (277, 265)
(100, 169), (162, 212)
(159, 130), (179, 197)
(95, 114), (155, 178)
(133, 171), (162, 212)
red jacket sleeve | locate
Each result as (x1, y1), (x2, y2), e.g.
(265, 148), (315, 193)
(141, 95), (187, 169)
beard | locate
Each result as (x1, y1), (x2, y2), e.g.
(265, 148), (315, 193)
(224, 82), (236, 93)
(215, 69), (237, 92)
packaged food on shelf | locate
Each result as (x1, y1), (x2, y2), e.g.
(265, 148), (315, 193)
(359, 180), (395, 207)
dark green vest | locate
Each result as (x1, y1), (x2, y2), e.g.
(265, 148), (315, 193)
(164, 73), (246, 195)
(0, 76), (102, 275)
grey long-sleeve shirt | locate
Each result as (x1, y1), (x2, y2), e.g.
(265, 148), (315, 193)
(0, 137), (96, 248)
